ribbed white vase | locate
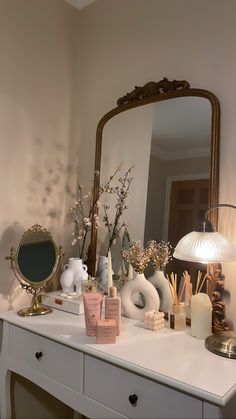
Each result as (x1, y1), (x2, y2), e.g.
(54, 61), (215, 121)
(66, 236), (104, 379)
(148, 270), (172, 313)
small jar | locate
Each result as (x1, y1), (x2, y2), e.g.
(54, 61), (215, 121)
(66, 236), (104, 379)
(169, 304), (186, 331)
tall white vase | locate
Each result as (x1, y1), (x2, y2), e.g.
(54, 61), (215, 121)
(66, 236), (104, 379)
(60, 257), (88, 294)
(148, 270), (172, 313)
(120, 272), (160, 321)
(96, 255), (108, 291)
(96, 255), (114, 293)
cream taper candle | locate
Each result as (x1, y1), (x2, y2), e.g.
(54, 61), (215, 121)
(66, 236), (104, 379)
(107, 250), (113, 290)
(190, 293), (212, 339)
(127, 263), (134, 280)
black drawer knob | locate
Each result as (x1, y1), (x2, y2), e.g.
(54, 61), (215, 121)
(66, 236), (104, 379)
(129, 394), (138, 406)
(35, 351), (43, 360)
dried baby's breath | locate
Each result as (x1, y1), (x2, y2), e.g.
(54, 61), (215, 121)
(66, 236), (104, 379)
(147, 240), (173, 271)
(122, 240), (150, 274)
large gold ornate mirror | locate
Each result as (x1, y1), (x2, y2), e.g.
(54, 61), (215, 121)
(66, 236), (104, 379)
(6, 224), (63, 316)
(88, 78), (225, 330)
(89, 78), (227, 329)
(89, 78), (220, 279)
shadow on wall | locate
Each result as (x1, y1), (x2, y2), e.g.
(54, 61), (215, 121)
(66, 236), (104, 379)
(0, 222), (31, 311)
(26, 136), (76, 230)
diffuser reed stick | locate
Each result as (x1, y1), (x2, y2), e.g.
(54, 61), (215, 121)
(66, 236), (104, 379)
(182, 271), (193, 298)
(194, 271), (206, 294)
(167, 273), (179, 305)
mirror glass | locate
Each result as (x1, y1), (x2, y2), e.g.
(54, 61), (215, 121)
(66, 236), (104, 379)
(17, 232), (56, 284)
(99, 96), (213, 280)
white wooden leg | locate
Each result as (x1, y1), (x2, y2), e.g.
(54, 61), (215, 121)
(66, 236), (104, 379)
(73, 411), (85, 419)
(0, 369), (11, 419)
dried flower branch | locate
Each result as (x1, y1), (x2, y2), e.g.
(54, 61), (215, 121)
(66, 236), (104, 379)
(122, 240), (150, 273)
(101, 165), (134, 255)
(70, 166), (121, 260)
(148, 240), (173, 271)
(70, 185), (97, 259)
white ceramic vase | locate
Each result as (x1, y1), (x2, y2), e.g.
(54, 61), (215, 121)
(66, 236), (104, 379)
(96, 255), (108, 286)
(148, 270), (172, 313)
(60, 257), (88, 294)
(120, 272), (160, 321)
(96, 255), (114, 292)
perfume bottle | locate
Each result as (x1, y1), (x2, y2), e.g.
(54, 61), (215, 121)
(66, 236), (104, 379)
(105, 287), (121, 335)
(169, 304), (186, 331)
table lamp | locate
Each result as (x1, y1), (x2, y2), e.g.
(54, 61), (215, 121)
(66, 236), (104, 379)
(173, 203), (236, 358)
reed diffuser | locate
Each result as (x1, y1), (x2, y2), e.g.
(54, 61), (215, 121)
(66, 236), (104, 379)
(167, 273), (186, 331)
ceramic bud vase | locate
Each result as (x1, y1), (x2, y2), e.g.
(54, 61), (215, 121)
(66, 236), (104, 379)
(148, 270), (172, 313)
(96, 255), (114, 293)
(120, 271), (160, 321)
(60, 257), (88, 295)
(96, 256), (108, 291)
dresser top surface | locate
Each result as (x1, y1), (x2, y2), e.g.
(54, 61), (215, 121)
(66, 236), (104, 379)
(1, 309), (236, 406)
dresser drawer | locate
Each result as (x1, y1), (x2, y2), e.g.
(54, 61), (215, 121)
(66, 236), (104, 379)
(84, 355), (202, 419)
(8, 325), (83, 392)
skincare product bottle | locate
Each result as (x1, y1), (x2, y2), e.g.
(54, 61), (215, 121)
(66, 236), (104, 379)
(169, 304), (186, 331)
(105, 286), (121, 335)
(83, 292), (103, 336)
(96, 319), (116, 344)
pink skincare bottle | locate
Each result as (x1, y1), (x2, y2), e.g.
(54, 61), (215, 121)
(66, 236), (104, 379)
(105, 286), (121, 336)
(83, 292), (103, 336)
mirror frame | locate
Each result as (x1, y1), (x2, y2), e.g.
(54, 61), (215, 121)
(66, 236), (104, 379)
(89, 78), (220, 276)
(6, 224), (63, 316)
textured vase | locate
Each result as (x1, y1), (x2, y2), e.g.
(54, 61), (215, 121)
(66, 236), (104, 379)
(148, 270), (172, 313)
(60, 258), (88, 294)
(120, 272), (160, 321)
(96, 255), (114, 293)
(96, 255), (108, 291)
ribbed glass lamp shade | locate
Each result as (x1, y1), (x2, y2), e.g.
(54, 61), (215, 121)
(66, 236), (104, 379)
(173, 231), (236, 263)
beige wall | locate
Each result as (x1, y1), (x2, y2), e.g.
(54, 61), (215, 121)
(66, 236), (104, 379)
(0, 0), (79, 417)
(0, 0), (80, 302)
(78, 0), (236, 328)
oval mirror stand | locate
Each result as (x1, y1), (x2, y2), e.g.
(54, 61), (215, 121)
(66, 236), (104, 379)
(6, 224), (63, 317)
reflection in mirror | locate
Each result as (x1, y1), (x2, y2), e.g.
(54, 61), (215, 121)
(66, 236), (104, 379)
(99, 97), (212, 286)
(6, 224), (62, 317)
(143, 97), (211, 282)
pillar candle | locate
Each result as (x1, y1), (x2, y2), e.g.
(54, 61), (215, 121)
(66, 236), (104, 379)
(107, 250), (113, 290)
(190, 293), (212, 339)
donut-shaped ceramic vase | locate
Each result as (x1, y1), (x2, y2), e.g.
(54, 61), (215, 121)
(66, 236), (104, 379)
(120, 272), (160, 321)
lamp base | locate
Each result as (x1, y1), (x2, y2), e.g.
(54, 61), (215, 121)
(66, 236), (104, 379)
(205, 331), (236, 359)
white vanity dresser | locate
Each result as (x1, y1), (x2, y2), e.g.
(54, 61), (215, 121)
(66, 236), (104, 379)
(0, 310), (236, 419)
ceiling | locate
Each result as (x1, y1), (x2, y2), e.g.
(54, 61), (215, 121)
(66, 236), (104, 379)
(65, 0), (96, 10)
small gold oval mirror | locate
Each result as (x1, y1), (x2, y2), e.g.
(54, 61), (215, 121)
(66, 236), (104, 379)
(6, 224), (63, 317)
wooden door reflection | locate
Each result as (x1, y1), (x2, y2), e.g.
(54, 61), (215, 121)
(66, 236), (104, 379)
(167, 178), (209, 292)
